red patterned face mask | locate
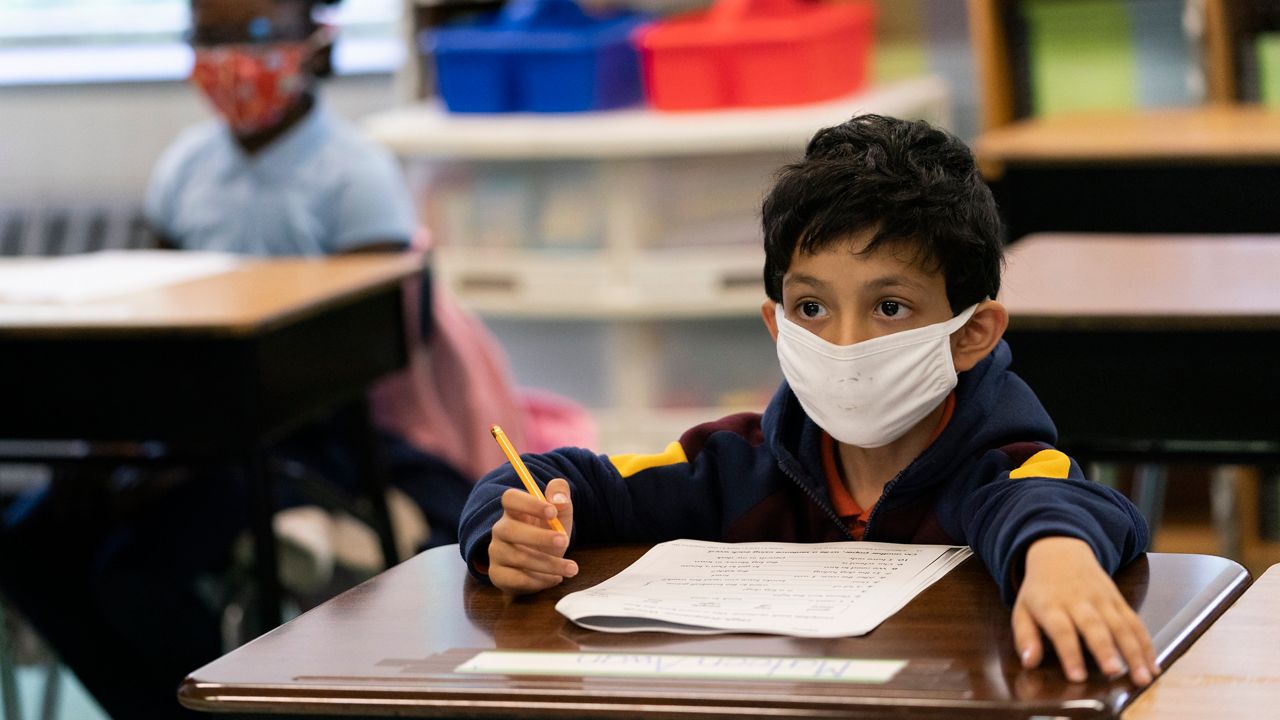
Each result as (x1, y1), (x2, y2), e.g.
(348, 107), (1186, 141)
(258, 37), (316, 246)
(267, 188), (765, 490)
(190, 40), (313, 136)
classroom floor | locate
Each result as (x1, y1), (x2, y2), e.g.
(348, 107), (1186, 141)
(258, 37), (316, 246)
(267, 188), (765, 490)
(1, 665), (106, 720)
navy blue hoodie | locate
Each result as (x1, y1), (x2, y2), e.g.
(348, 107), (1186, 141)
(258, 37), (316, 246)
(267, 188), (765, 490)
(458, 341), (1149, 603)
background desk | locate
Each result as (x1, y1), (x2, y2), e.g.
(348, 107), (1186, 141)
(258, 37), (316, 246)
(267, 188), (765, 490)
(180, 545), (1247, 719)
(0, 254), (425, 628)
(1000, 234), (1280, 462)
(974, 109), (1280, 240)
(1124, 564), (1280, 720)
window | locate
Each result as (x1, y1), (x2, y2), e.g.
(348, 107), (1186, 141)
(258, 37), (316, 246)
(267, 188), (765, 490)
(0, 0), (403, 86)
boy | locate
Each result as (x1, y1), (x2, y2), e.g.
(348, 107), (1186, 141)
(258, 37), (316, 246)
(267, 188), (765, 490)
(458, 115), (1160, 688)
(146, 0), (414, 256)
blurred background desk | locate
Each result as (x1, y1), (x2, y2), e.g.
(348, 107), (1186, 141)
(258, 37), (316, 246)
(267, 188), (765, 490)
(1001, 233), (1280, 459)
(0, 254), (424, 629)
(180, 544), (1247, 719)
(976, 109), (1280, 239)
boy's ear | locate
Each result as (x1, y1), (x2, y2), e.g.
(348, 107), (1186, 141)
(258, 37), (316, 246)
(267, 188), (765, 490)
(951, 300), (1008, 372)
(761, 298), (779, 342)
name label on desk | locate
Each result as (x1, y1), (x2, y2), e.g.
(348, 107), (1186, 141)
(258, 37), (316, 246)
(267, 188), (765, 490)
(456, 651), (906, 683)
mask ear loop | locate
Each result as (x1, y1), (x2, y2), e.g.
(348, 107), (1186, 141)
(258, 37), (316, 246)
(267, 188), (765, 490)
(301, 23), (337, 78)
(307, 23), (337, 52)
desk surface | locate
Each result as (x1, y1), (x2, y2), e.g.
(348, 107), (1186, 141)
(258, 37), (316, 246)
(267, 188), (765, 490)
(975, 107), (1280, 177)
(181, 545), (1248, 719)
(1123, 564), (1280, 720)
(1001, 234), (1280, 331)
(0, 253), (424, 338)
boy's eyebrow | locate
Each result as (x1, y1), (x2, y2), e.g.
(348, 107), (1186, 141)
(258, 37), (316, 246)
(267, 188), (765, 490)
(864, 275), (927, 292)
(785, 273), (931, 294)
(783, 273), (833, 292)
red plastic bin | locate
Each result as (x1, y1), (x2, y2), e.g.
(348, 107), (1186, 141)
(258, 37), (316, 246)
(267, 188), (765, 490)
(634, 0), (876, 111)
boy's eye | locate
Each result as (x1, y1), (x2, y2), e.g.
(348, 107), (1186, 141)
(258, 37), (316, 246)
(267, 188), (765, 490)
(878, 301), (902, 317)
(798, 301), (826, 319)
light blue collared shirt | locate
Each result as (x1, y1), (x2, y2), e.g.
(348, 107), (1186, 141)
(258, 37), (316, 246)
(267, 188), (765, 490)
(144, 100), (415, 256)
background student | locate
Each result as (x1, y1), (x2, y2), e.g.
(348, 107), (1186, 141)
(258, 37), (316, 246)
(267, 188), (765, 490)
(146, 0), (484, 564)
(458, 114), (1161, 689)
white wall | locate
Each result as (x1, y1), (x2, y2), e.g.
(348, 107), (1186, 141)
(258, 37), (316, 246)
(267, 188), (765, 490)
(0, 74), (398, 203)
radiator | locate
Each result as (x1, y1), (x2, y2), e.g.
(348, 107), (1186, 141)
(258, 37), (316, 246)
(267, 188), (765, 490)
(0, 202), (153, 256)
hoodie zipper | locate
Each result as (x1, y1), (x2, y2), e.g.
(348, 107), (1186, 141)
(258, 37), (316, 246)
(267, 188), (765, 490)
(865, 445), (942, 537)
(777, 456), (854, 541)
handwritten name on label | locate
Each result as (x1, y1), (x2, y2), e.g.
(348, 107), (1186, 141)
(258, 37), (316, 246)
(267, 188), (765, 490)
(455, 651), (906, 683)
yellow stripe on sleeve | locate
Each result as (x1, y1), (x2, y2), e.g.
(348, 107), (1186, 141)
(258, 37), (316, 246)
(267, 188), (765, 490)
(609, 442), (689, 478)
(1008, 449), (1072, 480)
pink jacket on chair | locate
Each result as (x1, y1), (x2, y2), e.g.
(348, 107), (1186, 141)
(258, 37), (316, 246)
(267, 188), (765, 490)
(370, 250), (596, 483)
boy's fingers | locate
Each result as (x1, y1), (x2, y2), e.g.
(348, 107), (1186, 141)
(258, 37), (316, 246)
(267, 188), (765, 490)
(489, 535), (577, 577)
(493, 515), (569, 553)
(501, 487), (554, 516)
(508, 509), (547, 527)
(1108, 606), (1156, 685)
(1011, 604), (1042, 668)
(1039, 609), (1087, 682)
(545, 478), (574, 534)
(545, 477), (571, 503)
(1071, 604), (1123, 678)
(489, 565), (564, 595)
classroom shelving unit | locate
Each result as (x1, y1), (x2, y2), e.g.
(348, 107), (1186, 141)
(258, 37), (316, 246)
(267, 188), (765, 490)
(364, 75), (950, 455)
(968, 0), (1245, 132)
(962, 0), (1280, 238)
(370, 0), (951, 454)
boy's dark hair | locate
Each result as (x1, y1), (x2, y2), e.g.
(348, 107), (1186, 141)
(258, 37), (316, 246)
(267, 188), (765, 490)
(762, 114), (1003, 314)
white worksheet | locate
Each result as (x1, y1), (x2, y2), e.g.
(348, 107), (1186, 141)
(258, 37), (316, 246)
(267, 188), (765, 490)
(555, 539), (971, 638)
(0, 250), (240, 304)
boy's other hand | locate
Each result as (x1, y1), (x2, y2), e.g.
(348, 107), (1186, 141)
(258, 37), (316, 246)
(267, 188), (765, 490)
(1012, 536), (1160, 687)
(488, 478), (577, 594)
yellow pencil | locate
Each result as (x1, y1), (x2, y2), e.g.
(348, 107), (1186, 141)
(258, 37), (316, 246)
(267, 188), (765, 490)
(490, 424), (567, 535)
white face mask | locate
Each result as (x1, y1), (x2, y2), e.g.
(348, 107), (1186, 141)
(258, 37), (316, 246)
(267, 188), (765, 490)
(775, 303), (979, 448)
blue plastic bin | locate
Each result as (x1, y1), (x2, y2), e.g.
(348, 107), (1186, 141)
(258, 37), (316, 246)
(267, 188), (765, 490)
(423, 0), (648, 113)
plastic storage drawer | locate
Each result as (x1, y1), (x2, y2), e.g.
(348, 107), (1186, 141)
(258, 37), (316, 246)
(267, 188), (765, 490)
(424, 0), (648, 113)
(635, 0), (876, 111)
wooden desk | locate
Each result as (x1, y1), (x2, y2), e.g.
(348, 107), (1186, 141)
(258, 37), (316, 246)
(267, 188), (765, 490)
(0, 254), (425, 628)
(1123, 564), (1280, 719)
(179, 545), (1247, 719)
(1000, 234), (1280, 460)
(973, 108), (1280, 239)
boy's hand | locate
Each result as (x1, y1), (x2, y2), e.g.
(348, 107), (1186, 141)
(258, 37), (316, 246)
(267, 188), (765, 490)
(488, 478), (577, 594)
(1012, 536), (1159, 687)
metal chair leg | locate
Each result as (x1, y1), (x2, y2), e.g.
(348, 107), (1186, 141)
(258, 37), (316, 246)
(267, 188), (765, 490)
(1209, 466), (1243, 561)
(38, 659), (59, 720)
(1088, 461), (1121, 490)
(1132, 463), (1169, 544)
(0, 601), (23, 720)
